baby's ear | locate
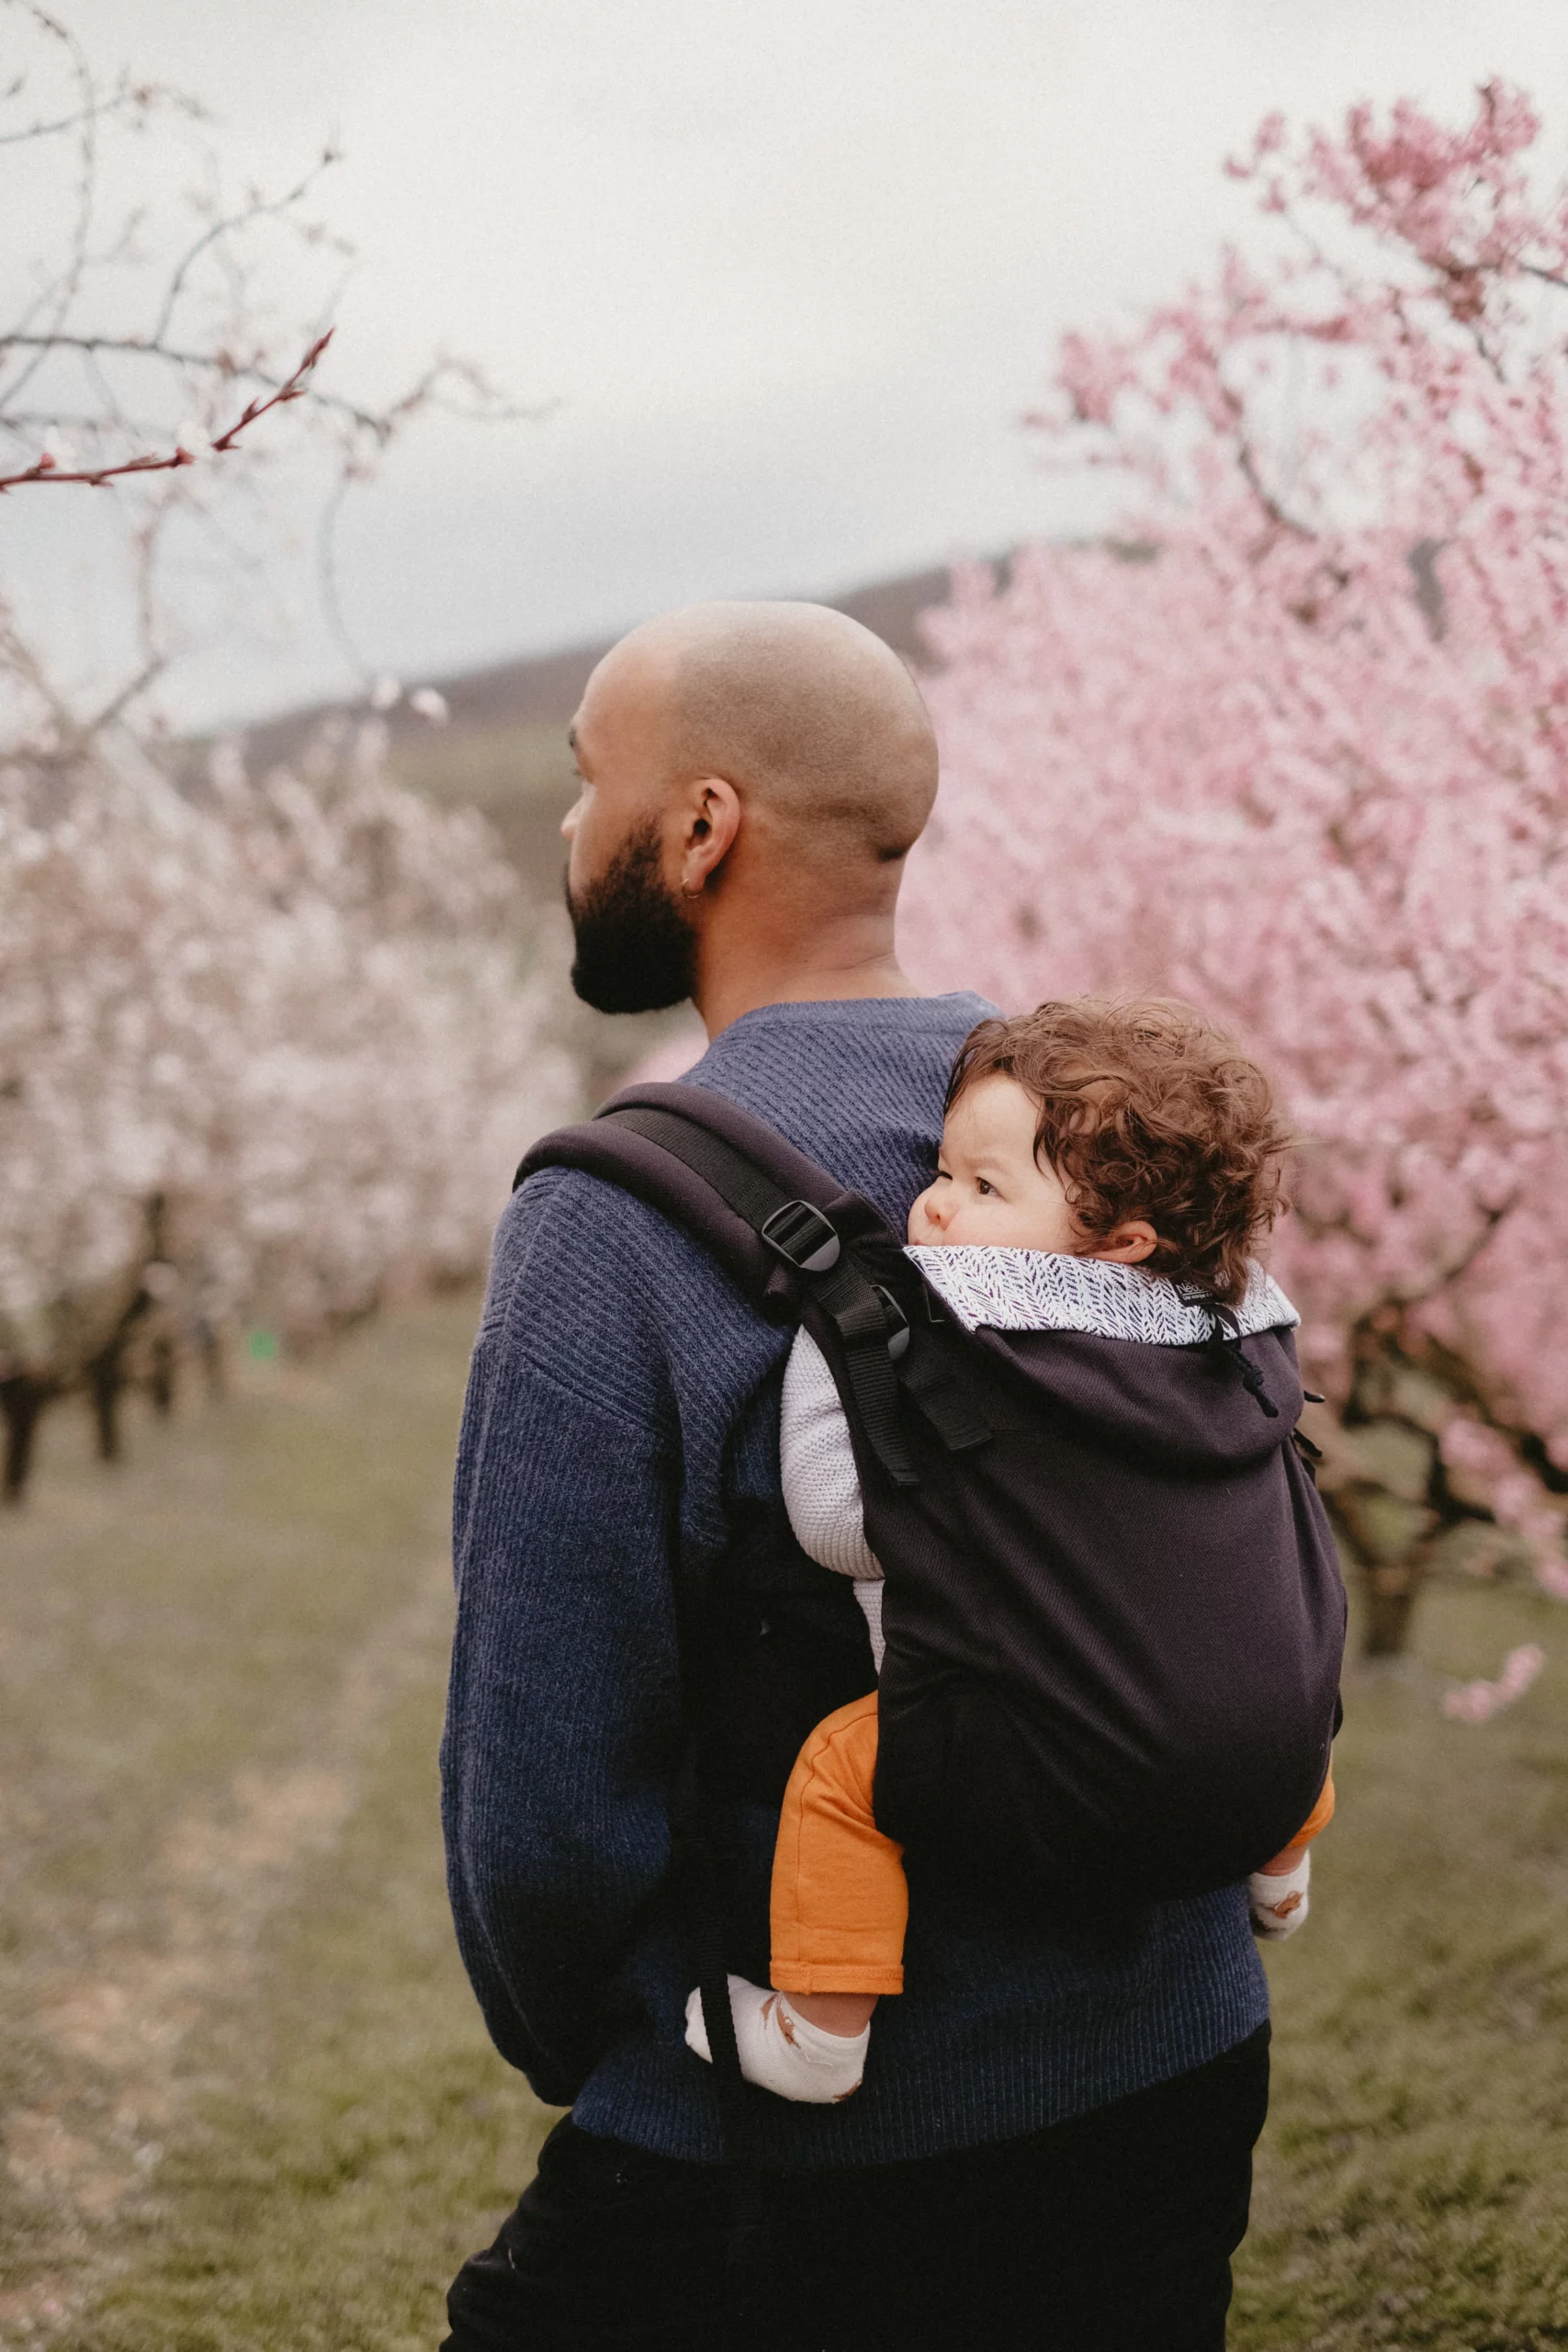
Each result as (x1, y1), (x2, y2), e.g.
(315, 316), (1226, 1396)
(1094, 1219), (1158, 1267)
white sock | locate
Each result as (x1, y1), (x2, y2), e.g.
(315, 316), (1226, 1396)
(684, 1975), (869, 2104)
(1249, 1850), (1311, 1940)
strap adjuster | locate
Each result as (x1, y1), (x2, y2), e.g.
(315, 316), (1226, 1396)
(874, 1283), (910, 1361)
(760, 1198), (840, 1273)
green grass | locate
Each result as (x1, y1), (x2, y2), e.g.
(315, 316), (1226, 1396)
(0, 1301), (553, 2350)
(73, 1644), (554, 2352)
(1235, 1579), (1568, 2349)
(2, 1302), (1567, 2347)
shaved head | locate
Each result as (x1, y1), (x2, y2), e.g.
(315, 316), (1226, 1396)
(607, 600), (938, 865)
(562, 597), (940, 1024)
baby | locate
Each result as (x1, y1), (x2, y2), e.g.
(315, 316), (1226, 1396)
(687, 996), (1334, 2103)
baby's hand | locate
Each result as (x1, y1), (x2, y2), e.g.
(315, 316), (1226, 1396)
(1248, 1849), (1311, 1940)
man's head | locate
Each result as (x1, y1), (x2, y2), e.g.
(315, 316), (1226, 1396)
(561, 601), (938, 1018)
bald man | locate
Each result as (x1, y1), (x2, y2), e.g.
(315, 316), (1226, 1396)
(441, 605), (1271, 2351)
(560, 600), (939, 1023)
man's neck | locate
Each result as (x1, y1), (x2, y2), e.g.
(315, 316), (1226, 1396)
(694, 939), (920, 1040)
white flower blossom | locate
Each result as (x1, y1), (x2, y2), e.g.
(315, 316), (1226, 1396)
(0, 727), (578, 1416)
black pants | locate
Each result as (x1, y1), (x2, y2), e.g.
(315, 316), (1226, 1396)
(443, 2023), (1269, 2351)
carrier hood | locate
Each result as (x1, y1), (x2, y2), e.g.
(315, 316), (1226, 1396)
(904, 1246), (1305, 1474)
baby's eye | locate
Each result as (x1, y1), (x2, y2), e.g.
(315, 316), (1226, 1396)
(976, 1179), (994, 1196)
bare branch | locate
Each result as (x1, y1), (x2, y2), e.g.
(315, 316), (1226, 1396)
(0, 0), (545, 734)
(0, 329), (333, 492)
(81, 652), (167, 735)
(150, 146), (344, 347)
(0, 6), (96, 413)
(0, 332), (463, 443)
(0, 74), (197, 147)
(315, 465), (370, 684)
(0, 327), (405, 440)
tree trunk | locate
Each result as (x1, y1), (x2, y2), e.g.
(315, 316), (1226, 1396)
(197, 1319), (227, 1403)
(1325, 1312), (1532, 1660)
(1359, 1557), (1425, 1659)
(148, 1332), (176, 1419)
(88, 1351), (124, 1462)
(2, 1377), (49, 1504)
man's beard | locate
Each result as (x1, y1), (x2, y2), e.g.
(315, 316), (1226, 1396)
(565, 819), (699, 1013)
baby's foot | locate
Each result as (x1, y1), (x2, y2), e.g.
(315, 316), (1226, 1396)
(684, 1974), (868, 2103)
(1249, 1850), (1311, 1940)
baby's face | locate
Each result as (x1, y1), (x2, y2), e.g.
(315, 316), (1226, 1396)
(908, 1074), (1084, 1252)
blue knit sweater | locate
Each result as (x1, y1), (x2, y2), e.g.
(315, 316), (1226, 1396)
(442, 993), (1268, 2167)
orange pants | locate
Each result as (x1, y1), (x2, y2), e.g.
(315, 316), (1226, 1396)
(771, 1695), (907, 1996)
(1277, 1770), (1336, 1857)
(769, 1693), (1336, 1999)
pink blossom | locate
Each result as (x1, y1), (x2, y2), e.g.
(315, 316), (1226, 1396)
(620, 1019), (707, 1091)
(1442, 1644), (1546, 1722)
(901, 86), (1568, 1564)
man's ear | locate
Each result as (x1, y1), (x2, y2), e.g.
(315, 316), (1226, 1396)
(1093, 1219), (1158, 1267)
(677, 775), (741, 897)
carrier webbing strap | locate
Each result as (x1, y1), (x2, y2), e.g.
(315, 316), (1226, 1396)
(593, 1102), (919, 1486)
(897, 1339), (995, 1452)
(808, 1259), (919, 1485)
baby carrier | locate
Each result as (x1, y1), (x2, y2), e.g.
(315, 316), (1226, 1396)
(518, 1080), (1347, 1915)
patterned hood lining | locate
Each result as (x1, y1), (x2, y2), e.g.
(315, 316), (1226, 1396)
(902, 1246), (1299, 1345)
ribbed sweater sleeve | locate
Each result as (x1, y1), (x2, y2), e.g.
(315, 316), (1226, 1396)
(441, 1165), (685, 2106)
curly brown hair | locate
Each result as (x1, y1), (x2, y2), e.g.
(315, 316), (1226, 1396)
(946, 997), (1292, 1306)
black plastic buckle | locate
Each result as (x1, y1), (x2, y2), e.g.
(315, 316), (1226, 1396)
(760, 1199), (841, 1274)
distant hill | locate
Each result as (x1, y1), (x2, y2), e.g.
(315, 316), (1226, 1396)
(240, 563), (955, 892)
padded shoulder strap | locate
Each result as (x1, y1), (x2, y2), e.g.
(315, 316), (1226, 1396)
(516, 1083), (921, 1482)
(517, 1082), (890, 1317)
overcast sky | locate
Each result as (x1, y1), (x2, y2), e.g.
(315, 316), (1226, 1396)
(8, 0), (1567, 728)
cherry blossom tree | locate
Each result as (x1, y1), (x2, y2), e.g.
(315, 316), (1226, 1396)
(0, 11), (573, 1498)
(901, 83), (1568, 1653)
(0, 710), (576, 1498)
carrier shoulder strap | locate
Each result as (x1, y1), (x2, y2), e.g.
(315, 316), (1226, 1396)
(518, 1080), (933, 1484)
